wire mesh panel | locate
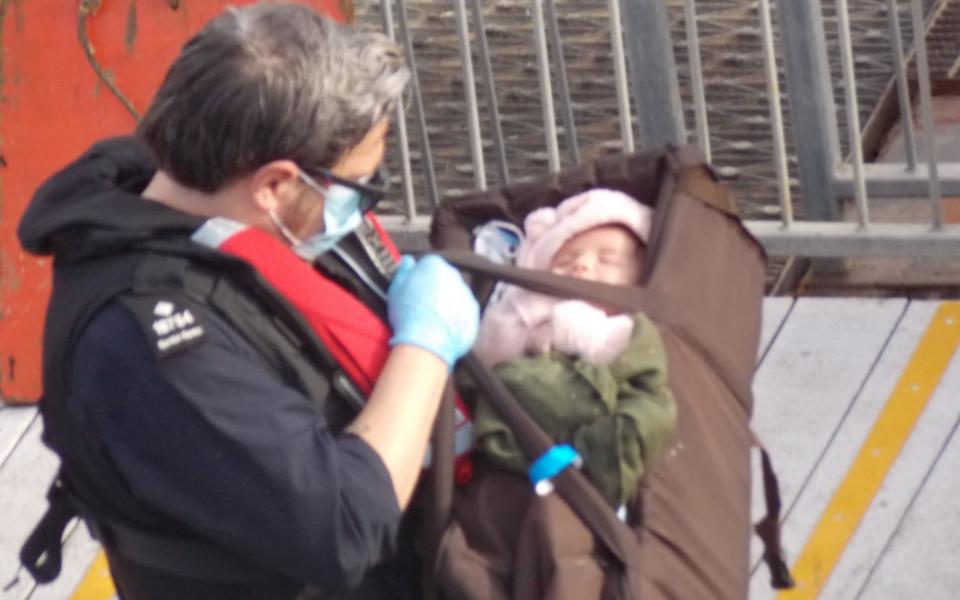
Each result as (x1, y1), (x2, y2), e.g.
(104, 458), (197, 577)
(355, 0), (960, 260)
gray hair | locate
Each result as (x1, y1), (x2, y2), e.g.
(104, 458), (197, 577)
(137, 2), (409, 192)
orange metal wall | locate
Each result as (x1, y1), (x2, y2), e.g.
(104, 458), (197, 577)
(0, 0), (349, 403)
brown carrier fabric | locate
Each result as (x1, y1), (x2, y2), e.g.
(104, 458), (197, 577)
(427, 145), (790, 599)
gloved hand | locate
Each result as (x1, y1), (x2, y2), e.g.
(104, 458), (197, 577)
(387, 254), (479, 368)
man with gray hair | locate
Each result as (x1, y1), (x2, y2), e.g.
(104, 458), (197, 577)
(17, 3), (478, 599)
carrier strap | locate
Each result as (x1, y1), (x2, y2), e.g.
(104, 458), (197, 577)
(460, 353), (640, 596)
(667, 149), (740, 217)
(438, 249), (645, 314)
(751, 434), (796, 589)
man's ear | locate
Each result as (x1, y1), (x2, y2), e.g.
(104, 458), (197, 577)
(249, 160), (300, 212)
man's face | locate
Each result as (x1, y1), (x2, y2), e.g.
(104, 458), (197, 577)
(278, 118), (391, 240)
(329, 117), (391, 181)
(549, 224), (645, 286)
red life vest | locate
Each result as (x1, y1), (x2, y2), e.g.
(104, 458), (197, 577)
(193, 215), (474, 479)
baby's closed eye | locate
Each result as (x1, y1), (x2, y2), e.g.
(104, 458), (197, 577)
(599, 251), (628, 264)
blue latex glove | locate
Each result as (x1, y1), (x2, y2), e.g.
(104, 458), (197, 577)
(387, 254), (479, 368)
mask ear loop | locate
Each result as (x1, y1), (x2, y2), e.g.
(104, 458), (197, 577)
(266, 168), (332, 249)
(297, 169), (331, 197)
(268, 209), (304, 248)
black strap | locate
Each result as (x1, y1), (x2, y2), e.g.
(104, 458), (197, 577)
(20, 477), (76, 584)
(423, 383), (457, 600)
(21, 472), (271, 585)
(83, 517), (271, 584)
(753, 443), (795, 589)
(438, 249), (646, 314)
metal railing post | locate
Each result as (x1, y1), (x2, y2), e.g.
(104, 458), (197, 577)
(469, 0), (510, 185)
(452, 0), (487, 190)
(608, 0), (634, 153)
(683, 0), (710, 162)
(380, 0), (417, 221)
(544, 0), (580, 165)
(835, 0), (870, 228)
(531, 0), (561, 173)
(758, 0), (792, 227)
(619, 0), (686, 147)
(395, 0), (441, 208)
(775, 0), (840, 221)
(909, 0), (944, 229)
(887, 0), (918, 172)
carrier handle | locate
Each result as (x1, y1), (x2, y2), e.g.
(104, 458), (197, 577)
(423, 382), (457, 600)
(437, 249), (647, 314)
(458, 352), (640, 595)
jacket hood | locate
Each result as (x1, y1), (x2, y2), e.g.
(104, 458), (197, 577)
(515, 188), (653, 271)
(18, 136), (204, 261)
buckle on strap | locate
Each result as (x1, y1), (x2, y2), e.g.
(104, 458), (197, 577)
(19, 477), (78, 584)
(528, 444), (582, 496)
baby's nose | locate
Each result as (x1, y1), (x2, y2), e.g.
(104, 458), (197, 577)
(570, 255), (596, 275)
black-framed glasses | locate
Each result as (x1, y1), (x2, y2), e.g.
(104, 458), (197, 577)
(299, 166), (390, 214)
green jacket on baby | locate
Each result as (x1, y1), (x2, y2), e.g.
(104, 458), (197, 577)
(473, 312), (677, 508)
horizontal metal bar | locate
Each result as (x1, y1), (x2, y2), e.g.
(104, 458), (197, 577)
(747, 221), (960, 258)
(834, 163), (960, 198)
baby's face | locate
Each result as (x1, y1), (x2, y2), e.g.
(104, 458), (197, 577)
(550, 225), (644, 285)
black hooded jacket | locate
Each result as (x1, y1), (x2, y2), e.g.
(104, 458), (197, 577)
(18, 137), (410, 599)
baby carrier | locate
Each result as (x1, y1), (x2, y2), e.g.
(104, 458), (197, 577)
(423, 145), (793, 599)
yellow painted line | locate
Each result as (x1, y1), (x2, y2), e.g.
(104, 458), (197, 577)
(70, 550), (115, 600)
(778, 302), (960, 599)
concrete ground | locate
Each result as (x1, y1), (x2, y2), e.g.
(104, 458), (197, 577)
(2, 297), (959, 599)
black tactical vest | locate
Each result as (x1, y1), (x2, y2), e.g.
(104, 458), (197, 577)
(23, 217), (401, 594)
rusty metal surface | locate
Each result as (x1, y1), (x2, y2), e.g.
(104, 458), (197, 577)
(0, 0), (348, 404)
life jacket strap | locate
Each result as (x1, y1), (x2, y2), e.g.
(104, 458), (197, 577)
(22, 471), (274, 585)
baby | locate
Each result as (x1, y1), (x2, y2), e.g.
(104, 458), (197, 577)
(471, 188), (677, 510)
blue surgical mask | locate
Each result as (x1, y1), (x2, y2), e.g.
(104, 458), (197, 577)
(295, 181), (365, 261)
(269, 170), (371, 262)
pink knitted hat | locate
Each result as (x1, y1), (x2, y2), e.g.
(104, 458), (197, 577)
(516, 188), (653, 270)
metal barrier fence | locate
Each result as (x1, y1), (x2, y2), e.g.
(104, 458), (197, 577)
(372, 0), (960, 257)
